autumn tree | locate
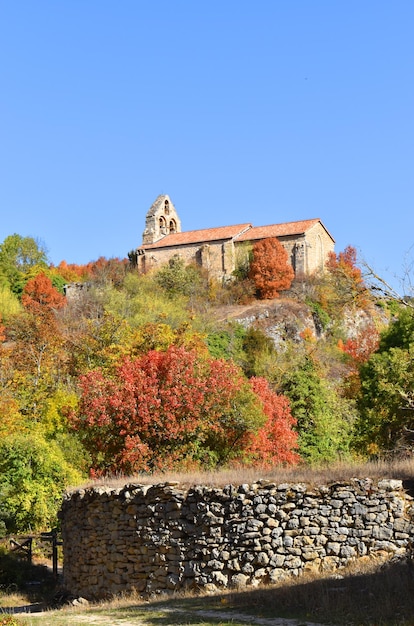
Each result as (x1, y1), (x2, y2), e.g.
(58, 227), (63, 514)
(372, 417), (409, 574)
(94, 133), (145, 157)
(0, 284), (21, 321)
(6, 302), (69, 422)
(325, 245), (370, 311)
(247, 377), (299, 467)
(21, 272), (66, 314)
(54, 260), (91, 282)
(249, 238), (294, 299)
(86, 256), (128, 287)
(338, 326), (380, 368)
(71, 346), (298, 475)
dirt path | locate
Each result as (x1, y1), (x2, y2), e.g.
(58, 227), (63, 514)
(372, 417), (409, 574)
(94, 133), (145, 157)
(21, 605), (329, 625)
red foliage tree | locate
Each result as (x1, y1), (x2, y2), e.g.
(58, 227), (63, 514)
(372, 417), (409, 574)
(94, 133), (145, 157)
(247, 377), (299, 467)
(70, 346), (299, 475)
(338, 325), (380, 367)
(326, 246), (361, 282)
(249, 238), (294, 299)
(0, 314), (5, 342)
(21, 272), (66, 314)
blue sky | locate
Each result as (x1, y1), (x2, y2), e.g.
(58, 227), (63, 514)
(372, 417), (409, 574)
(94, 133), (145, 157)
(1, 1), (413, 293)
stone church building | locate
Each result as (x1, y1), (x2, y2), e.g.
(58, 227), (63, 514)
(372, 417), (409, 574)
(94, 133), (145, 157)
(132, 195), (335, 281)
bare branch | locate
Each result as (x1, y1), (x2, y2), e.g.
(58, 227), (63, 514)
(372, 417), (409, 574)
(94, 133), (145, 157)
(361, 259), (414, 310)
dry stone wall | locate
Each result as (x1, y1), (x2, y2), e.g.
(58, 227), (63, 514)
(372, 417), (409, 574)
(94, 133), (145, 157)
(60, 478), (414, 599)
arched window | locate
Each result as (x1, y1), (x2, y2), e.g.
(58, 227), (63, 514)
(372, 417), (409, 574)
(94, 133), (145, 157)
(164, 200), (170, 215)
(169, 219), (177, 233)
(159, 216), (167, 234)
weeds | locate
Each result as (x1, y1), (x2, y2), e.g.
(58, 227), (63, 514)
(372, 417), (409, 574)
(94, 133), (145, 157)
(74, 456), (414, 492)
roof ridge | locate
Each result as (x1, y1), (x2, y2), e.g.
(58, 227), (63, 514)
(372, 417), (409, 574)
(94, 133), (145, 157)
(248, 218), (321, 229)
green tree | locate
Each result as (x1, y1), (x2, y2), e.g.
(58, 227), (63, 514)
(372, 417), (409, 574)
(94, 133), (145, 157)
(207, 324), (247, 362)
(207, 324), (275, 377)
(241, 326), (276, 377)
(0, 431), (83, 532)
(377, 305), (414, 352)
(355, 346), (414, 454)
(154, 255), (202, 298)
(281, 355), (355, 462)
(0, 234), (48, 295)
(355, 306), (414, 455)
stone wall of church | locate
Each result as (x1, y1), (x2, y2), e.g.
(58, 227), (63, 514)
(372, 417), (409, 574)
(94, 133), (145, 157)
(136, 223), (334, 280)
(302, 223), (335, 274)
(140, 240), (236, 279)
(60, 479), (413, 600)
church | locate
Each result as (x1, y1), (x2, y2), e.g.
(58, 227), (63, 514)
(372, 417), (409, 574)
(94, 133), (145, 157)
(131, 195), (335, 281)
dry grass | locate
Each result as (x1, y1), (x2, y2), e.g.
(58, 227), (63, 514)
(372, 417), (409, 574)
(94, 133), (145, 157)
(216, 556), (414, 625)
(12, 558), (414, 625)
(91, 556), (414, 624)
(70, 457), (414, 492)
(0, 592), (29, 609)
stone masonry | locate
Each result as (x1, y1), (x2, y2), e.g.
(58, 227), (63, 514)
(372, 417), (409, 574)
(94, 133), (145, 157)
(60, 478), (414, 599)
(132, 195), (335, 280)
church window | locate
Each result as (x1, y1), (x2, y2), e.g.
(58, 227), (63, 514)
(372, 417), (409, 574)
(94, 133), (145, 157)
(169, 219), (177, 233)
(164, 200), (170, 215)
(159, 216), (167, 234)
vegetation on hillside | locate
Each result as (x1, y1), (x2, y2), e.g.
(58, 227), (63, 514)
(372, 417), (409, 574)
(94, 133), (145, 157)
(0, 234), (412, 533)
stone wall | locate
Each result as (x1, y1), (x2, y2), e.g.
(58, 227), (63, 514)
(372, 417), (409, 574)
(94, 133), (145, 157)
(137, 239), (236, 279)
(59, 478), (414, 599)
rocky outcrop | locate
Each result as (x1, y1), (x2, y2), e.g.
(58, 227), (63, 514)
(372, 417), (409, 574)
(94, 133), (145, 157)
(60, 478), (413, 599)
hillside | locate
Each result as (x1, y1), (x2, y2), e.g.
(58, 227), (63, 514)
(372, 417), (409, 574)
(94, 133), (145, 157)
(0, 235), (413, 535)
(211, 293), (382, 349)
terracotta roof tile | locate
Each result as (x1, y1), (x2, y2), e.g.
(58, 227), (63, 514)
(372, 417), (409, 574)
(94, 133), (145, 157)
(140, 224), (252, 250)
(236, 219), (335, 242)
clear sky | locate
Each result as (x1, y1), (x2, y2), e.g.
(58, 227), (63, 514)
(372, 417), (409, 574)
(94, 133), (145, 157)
(1, 1), (413, 293)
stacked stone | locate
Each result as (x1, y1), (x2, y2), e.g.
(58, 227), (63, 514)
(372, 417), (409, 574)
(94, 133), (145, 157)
(59, 478), (414, 600)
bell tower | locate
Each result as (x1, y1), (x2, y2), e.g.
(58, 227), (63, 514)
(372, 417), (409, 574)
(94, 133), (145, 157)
(142, 195), (182, 244)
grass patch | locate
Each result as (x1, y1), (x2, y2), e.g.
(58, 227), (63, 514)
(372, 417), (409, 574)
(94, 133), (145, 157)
(7, 557), (414, 625)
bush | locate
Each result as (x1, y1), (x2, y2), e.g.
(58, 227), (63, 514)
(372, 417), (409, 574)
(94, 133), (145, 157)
(0, 433), (83, 533)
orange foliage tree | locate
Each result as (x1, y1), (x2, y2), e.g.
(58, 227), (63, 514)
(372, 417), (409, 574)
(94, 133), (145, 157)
(22, 272), (66, 313)
(70, 345), (298, 475)
(325, 245), (369, 309)
(8, 273), (68, 418)
(338, 325), (380, 368)
(247, 377), (299, 467)
(337, 324), (380, 399)
(249, 238), (294, 299)
(54, 257), (128, 286)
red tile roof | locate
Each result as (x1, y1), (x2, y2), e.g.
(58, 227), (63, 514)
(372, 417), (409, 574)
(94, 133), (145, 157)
(140, 224), (252, 250)
(139, 218), (334, 251)
(236, 219), (328, 241)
